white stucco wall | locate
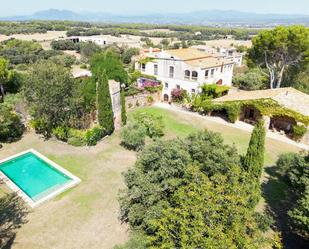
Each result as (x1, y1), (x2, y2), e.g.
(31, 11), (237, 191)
(138, 51), (234, 100)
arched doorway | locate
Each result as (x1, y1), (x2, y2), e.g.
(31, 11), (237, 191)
(163, 94), (169, 102)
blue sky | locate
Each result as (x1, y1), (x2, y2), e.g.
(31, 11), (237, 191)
(1, 0), (309, 16)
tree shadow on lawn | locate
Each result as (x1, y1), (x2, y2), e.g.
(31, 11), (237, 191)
(0, 193), (29, 249)
(262, 166), (309, 249)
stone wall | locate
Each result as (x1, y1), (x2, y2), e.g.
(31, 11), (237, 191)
(125, 92), (161, 110)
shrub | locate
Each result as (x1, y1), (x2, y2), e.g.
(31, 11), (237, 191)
(292, 124), (307, 141)
(147, 96), (154, 104)
(200, 84), (230, 99)
(31, 118), (50, 137)
(171, 88), (187, 103)
(52, 126), (69, 142)
(121, 123), (146, 151)
(0, 105), (24, 142)
(84, 126), (105, 146)
(134, 112), (164, 138)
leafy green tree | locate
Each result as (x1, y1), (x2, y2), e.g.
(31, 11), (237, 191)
(120, 130), (250, 229)
(119, 139), (191, 229)
(149, 166), (268, 248)
(0, 39), (44, 65)
(276, 152), (309, 237)
(233, 69), (267, 90)
(288, 188), (309, 236)
(49, 54), (76, 68)
(50, 40), (77, 50)
(121, 88), (127, 126)
(248, 26), (309, 89)
(96, 70), (114, 135)
(0, 105), (24, 142)
(121, 48), (139, 64)
(78, 42), (102, 61)
(0, 57), (12, 102)
(243, 120), (266, 180)
(90, 50), (128, 84)
(24, 61), (75, 136)
(186, 130), (240, 174)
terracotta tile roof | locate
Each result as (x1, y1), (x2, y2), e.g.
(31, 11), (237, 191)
(166, 48), (233, 68)
(213, 87), (309, 116)
(166, 48), (211, 61)
(185, 57), (233, 69)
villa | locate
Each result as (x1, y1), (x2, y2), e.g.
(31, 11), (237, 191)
(135, 48), (235, 102)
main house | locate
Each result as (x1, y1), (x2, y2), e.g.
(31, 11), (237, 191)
(136, 48), (235, 102)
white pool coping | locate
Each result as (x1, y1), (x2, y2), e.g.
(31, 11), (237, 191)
(0, 149), (81, 208)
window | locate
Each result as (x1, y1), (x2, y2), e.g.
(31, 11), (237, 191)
(205, 70), (209, 78)
(154, 64), (158, 75)
(191, 71), (198, 81)
(141, 63), (146, 72)
(169, 66), (175, 78)
(165, 82), (169, 89)
(176, 84), (180, 90)
(184, 70), (190, 80)
(210, 69), (215, 77)
(191, 89), (196, 94)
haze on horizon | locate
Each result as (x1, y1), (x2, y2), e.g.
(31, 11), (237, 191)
(0, 0), (309, 17)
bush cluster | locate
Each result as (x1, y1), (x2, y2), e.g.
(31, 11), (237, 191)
(120, 112), (165, 151)
(120, 123), (146, 151)
(291, 124), (307, 141)
(52, 126), (105, 146)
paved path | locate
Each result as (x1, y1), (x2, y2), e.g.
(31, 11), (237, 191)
(154, 102), (309, 151)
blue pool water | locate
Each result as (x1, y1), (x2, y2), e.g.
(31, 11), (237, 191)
(0, 152), (72, 200)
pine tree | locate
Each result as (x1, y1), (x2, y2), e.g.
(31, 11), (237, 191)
(121, 87), (127, 126)
(97, 70), (114, 135)
(243, 120), (266, 180)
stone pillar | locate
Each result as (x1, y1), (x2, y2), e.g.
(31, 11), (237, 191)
(262, 115), (271, 130)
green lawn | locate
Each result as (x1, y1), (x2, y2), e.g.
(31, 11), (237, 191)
(130, 107), (300, 165)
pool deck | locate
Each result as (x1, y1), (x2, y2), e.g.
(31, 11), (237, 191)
(0, 149), (81, 208)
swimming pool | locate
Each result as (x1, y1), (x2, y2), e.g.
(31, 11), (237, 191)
(0, 149), (81, 207)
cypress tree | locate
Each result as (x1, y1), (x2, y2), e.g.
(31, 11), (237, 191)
(121, 87), (127, 126)
(243, 120), (266, 180)
(97, 70), (114, 135)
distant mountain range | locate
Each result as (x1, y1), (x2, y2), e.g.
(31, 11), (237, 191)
(1, 9), (309, 26)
